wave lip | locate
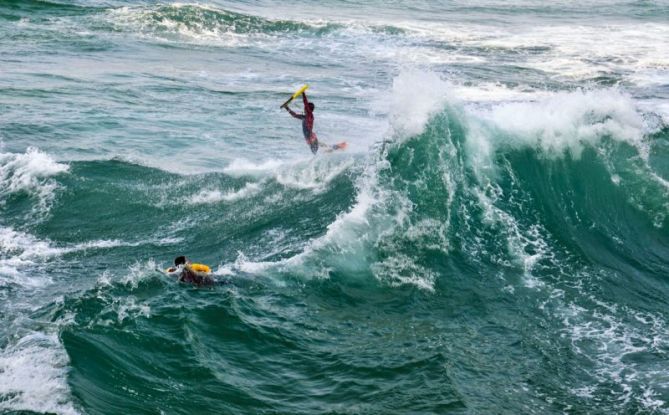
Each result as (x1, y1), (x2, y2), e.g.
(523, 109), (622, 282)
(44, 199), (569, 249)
(474, 88), (649, 158)
(0, 147), (69, 217)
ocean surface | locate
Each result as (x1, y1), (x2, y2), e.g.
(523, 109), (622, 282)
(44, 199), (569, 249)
(1, 0), (668, 413)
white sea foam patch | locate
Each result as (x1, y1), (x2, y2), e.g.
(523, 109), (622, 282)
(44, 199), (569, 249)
(0, 331), (79, 415)
(69, 236), (183, 252)
(215, 252), (276, 277)
(468, 178), (552, 289)
(86, 291), (152, 327)
(451, 82), (551, 104)
(103, 3), (301, 47)
(105, 4), (246, 46)
(0, 226), (181, 286)
(225, 156), (354, 191)
(0, 147), (69, 216)
(0, 227), (179, 262)
(0, 227), (60, 287)
(275, 156), (354, 191)
(500, 24), (669, 83)
(370, 254), (436, 291)
(377, 69), (454, 140)
(115, 297), (151, 324)
(471, 88), (649, 160)
(188, 182), (262, 205)
(0, 227), (63, 260)
(560, 299), (669, 412)
(394, 20), (669, 86)
(223, 158), (285, 177)
(121, 259), (160, 289)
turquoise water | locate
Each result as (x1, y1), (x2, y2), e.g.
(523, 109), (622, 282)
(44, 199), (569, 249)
(1, 1), (669, 413)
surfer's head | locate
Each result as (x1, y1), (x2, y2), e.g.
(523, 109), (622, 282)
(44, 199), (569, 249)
(174, 256), (187, 266)
(308, 103), (315, 111)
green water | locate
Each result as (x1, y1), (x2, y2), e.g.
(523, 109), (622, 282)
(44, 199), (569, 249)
(1, 1), (668, 414)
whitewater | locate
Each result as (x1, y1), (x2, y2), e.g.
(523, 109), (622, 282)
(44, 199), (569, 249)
(1, 0), (668, 413)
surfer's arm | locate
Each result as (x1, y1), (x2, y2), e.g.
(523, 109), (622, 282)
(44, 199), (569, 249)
(285, 106), (304, 119)
(302, 92), (311, 113)
(302, 92), (314, 118)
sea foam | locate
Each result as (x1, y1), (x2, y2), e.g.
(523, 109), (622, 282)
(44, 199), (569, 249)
(0, 331), (79, 415)
(0, 147), (69, 217)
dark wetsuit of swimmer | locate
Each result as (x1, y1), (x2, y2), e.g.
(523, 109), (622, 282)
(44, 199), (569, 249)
(165, 266), (215, 286)
(178, 268), (214, 286)
(286, 92), (319, 154)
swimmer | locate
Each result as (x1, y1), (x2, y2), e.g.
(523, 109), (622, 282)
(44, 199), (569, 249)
(166, 256), (214, 286)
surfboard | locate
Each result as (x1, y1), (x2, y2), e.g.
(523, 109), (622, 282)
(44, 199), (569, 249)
(324, 141), (347, 153)
(280, 84), (309, 109)
(332, 141), (347, 151)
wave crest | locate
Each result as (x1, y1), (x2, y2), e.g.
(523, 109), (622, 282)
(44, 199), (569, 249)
(106, 3), (340, 42)
(0, 147), (69, 218)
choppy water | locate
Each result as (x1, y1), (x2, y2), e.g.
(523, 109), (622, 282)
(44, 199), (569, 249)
(1, 1), (669, 413)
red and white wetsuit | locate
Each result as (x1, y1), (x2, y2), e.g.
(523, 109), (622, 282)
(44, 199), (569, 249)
(287, 92), (319, 154)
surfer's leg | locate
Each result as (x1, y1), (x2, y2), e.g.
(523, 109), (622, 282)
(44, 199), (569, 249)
(307, 133), (319, 154)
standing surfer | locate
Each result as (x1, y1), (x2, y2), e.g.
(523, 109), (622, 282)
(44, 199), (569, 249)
(281, 86), (347, 154)
(284, 91), (321, 154)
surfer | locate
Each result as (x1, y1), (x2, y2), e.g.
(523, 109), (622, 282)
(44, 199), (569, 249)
(165, 256), (214, 286)
(282, 87), (347, 154)
(284, 92), (323, 154)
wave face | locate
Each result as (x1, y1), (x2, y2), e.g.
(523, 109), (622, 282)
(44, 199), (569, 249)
(1, 0), (669, 414)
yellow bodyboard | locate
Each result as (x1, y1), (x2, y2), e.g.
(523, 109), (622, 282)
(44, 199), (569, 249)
(190, 263), (211, 273)
(280, 84), (309, 108)
(291, 84), (309, 100)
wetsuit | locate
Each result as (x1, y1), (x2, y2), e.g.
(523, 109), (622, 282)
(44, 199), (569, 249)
(287, 92), (319, 154)
(167, 264), (214, 286)
(178, 268), (214, 286)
